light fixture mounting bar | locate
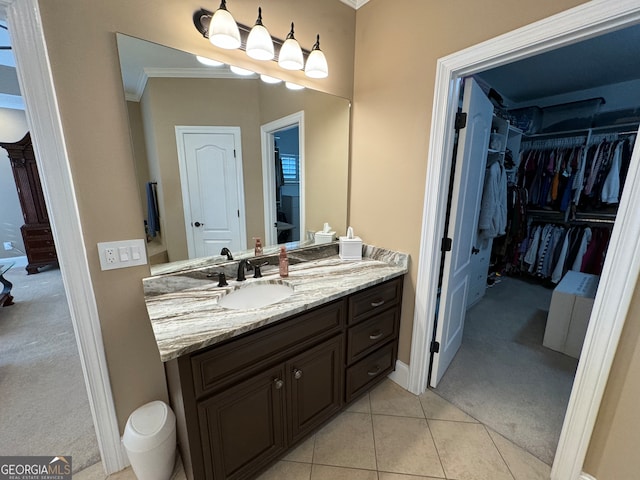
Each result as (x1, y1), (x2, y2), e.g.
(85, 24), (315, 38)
(193, 8), (311, 62)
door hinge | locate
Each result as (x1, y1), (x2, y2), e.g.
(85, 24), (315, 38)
(455, 112), (467, 130)
(441, 237), (452, 252)
(430, 341), (440, 353)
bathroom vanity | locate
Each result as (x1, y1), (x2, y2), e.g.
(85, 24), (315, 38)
(143, 243), (408, 480)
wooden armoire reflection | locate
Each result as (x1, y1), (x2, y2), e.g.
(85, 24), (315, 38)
(0, 132), (58, 274)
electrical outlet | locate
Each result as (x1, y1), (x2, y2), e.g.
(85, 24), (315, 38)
(105, 247), (117, 264)
(3, 241), (13, 251)
(98, 240), (147, 271)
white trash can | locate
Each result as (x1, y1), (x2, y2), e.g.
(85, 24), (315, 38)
(122, 400), (176, 480)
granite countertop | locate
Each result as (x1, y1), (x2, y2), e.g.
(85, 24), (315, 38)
(143, 243), (409, 362)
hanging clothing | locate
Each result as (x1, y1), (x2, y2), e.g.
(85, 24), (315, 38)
(601, 141), (623, 204)
(478, 157), (507, 242)
(146, 182), (160, 238)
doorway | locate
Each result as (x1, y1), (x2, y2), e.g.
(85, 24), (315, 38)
(407, 3), (640, 480)
(261, 112), (305, 246)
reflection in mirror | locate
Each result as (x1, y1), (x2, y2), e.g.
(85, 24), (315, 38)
(116, 34), (350, 267)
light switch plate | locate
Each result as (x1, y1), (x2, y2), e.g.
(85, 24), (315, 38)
(98, 239), (147, 271)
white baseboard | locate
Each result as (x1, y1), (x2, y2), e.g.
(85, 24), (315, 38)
(388, 360), (410, 390)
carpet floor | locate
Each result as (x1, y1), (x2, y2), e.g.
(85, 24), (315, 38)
(0, 265), (100, 472)
(435, 275), (579, 466)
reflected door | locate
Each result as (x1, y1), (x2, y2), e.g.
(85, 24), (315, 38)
(176, 126), (247, 258)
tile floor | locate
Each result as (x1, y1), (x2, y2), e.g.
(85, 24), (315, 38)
(74, 379), (551, 480)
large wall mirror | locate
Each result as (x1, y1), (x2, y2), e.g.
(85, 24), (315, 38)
(116, 34), (350, 266)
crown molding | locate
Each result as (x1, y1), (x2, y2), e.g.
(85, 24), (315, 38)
(339, 0), (371, 10)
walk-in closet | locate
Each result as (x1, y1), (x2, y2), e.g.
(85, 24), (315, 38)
(433, 24), (640, 467)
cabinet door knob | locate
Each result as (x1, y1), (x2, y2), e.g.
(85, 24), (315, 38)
(370, 299), (385, 308)
(367, 365), (382, 377)
(273, 378), (284, 389)
(369, 330), (383, 340)
(293, 369), (303, 380)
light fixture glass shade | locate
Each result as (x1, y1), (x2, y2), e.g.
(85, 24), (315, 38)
(209, 1), (241, 50)
(246, 8), (274, 61)
(285, 82), (305, 90)
(260, 74), (282, 84)
(196, 55), (224, 67)
(278, 23), (304, 70)
(304, 35), (328, 78)
(230, 65), (255, 76)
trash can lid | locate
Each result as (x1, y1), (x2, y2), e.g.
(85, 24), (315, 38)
(123, 401), (175, 452)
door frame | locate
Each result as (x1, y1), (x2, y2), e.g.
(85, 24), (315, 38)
(407, 1), (640, 479)
(175, 125), (247, 258)
(260, 111), (305, 246)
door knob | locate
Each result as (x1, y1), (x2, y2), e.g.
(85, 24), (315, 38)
(273, 378), (284, 389)
(293, 369), (303, 380)
(194, 221), (203, 227)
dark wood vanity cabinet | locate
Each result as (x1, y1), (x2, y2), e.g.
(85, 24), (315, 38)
(0, 132), (58, 274)
(167, 276), (403, 480)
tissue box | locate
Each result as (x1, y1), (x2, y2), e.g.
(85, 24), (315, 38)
(339, 236), (362, 260)
(315, 231), (336, 244)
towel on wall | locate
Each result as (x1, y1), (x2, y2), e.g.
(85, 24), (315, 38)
(146, 182), (160, 238)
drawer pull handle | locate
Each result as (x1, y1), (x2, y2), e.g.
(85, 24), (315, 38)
(369, 331), (383, 340)
(367, 365), (381, 377)
(273, 379), (284, 389)
(370, 299), (385, 308)
(293, 369), (303, 380)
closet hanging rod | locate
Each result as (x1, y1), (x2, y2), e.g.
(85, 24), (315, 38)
(523, 122), (639, 140)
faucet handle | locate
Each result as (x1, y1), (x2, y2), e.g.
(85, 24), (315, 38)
(206, 272), (228, 287)
(253, 261), (269, 278)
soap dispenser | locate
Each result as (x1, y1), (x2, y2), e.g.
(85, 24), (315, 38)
(254, 237), (263, 256)
(279, 246), (289, 278)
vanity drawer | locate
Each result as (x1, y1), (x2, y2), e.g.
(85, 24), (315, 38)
(346, 308), (399, 365)
(345, 341), (397, 403)
(348, 277), (402, 325)
(191, 299), (346, 398)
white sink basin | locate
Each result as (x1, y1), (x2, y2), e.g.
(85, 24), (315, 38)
(218, 282), (294, 310)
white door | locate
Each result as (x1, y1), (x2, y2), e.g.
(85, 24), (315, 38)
(176, 127), (247, 258)
(430, 78), (493, 387)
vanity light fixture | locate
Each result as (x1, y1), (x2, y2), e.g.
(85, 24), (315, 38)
(285, 81), (305, 91)
(208, 0), (241, 50)
(196, 55), (224, 67)
(278, 23), (304, 71)
(193, 6), (328, 78)
(304, 35), (328, 79)
(246, 8), (274, 61)
(229, 65), (255, 76)
(260, 74), (282, 84)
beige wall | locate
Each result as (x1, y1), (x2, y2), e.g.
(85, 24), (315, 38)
(0, 107), (29, 259)
(350, 0), (639, 478)
(36, 0), (355, 431)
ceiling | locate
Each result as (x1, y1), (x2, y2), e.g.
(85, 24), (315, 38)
(476, 23), (640, 106)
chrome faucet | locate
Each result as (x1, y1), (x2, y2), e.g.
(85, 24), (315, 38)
(236, 259), (252, 281)
(220, 247), (233, 260)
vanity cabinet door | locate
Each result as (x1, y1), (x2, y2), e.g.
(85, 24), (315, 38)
(198, 365), (287, 480)
(287, 335), (343, 444)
